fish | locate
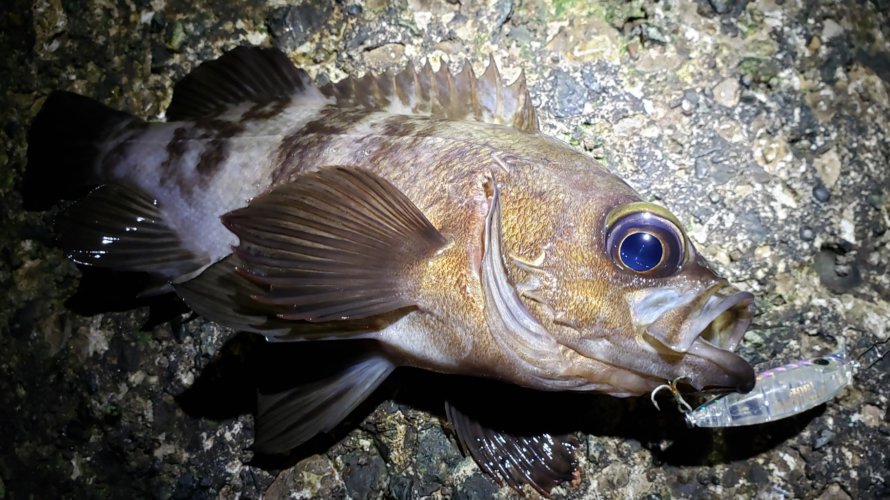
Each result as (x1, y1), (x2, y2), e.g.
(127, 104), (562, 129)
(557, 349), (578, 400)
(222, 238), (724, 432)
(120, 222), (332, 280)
(25, 46), (756, 495)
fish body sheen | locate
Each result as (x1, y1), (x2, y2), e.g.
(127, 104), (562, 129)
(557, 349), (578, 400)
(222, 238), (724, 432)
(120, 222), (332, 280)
(26, 46), (757, 494)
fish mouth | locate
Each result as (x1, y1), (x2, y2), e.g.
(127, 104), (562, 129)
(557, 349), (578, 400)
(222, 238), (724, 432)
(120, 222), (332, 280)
(677, 286), (755, 392)
(629, 284), (756, 393)
(684, 286), (754, 353)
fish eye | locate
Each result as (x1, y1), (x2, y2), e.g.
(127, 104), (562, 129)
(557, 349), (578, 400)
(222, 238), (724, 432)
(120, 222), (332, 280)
(813, 358), (830, 366)
(605, 204), (687, 277)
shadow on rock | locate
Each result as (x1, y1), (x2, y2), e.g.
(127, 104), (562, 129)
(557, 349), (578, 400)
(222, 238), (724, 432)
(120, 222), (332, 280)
(64, 267), (191, 330)
(655, 406), (823, 465)
(174, 335), (823, 472)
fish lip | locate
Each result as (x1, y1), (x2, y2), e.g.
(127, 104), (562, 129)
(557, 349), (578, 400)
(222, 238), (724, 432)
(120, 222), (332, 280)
(634, 284), (755, 392)
(687, 340), (756, 393)
(636, 285), (754, 354)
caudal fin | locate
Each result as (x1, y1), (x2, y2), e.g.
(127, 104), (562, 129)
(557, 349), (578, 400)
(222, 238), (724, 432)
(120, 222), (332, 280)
(26, 91), (208, 291)
(24, 91), (137, 210)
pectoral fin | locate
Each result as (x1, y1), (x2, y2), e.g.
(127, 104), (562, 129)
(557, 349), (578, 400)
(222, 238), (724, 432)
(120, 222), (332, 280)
(222, 166), (448, 322)
(175, 255), (399, 341)
(445, 400), (581, 497)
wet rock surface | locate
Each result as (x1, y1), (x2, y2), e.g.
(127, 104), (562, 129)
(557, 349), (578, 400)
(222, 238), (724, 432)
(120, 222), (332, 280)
(2, 0), (889, 498)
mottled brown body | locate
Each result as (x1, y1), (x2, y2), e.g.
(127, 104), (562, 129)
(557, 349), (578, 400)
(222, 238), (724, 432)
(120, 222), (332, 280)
(245, 111), (742, 395)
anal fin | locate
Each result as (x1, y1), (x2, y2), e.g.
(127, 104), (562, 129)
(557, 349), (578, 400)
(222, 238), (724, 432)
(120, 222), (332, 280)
(58, 184), (207, 286)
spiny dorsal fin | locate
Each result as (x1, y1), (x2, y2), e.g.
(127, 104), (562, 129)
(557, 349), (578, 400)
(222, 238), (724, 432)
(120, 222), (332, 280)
(166, 46), (319, 121)
(320, 55), (539, 132)
(167, 47), (537, 130)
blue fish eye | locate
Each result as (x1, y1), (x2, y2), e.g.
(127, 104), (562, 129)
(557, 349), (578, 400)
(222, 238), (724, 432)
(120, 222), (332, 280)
(619, 232), (663, 272)
(605, 209), (686, 277)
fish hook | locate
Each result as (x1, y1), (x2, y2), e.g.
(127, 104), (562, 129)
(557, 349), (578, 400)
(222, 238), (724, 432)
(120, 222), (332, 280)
(650, 377), (693, 413)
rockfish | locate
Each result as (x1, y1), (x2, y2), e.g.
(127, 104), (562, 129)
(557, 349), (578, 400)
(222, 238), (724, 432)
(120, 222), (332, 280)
(25, 47), (755, 495)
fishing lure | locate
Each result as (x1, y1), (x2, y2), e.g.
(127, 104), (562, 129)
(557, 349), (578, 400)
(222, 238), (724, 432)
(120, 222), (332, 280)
(652, 338), (888, 428)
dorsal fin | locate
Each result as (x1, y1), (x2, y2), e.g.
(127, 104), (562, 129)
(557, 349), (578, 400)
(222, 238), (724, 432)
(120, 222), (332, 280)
(320, 55), (539, 132)
(166, 46), (319, 121)
(166, 46), (538, 131)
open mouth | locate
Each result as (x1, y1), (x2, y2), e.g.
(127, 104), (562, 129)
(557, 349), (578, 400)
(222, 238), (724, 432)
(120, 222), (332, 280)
(685, 286), (754, 352)
(628, 284), (756, 393)
(684, 287), (756, 392)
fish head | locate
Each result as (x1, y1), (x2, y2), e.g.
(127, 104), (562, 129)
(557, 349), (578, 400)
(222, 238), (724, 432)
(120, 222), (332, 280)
(603, 201), (755, 378)
(503, 173), (755, 396)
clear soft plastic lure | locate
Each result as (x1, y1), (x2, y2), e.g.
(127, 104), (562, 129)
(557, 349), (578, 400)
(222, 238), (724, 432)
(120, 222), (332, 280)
(683, 347), (855, 427)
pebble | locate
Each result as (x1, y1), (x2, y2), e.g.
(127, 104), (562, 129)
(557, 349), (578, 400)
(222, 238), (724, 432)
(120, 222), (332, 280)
(814, 148), (842, 188)
(713, 77), (740, 108)
(549, 69), (587, 118)
(642, 24), (669, 44)
(681, 89), (698, 115)
(812, 185), (831, 202)
(821, 19), (844, 41)
(866, 193), (884, 209)
(800, 226), (815, 241)
(267, 2), (332, 52)
(813, 429), (835, 450)
(860, 405), (883, 428)
(709, 0), (735, 14)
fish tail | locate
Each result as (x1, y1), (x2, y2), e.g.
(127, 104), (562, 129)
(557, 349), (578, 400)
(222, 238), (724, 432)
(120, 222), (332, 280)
(26, 91), (207, 291)
(23, 90), (137, 210)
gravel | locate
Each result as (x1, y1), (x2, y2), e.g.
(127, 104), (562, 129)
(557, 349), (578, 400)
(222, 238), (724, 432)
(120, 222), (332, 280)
(2, 0), (888, 498)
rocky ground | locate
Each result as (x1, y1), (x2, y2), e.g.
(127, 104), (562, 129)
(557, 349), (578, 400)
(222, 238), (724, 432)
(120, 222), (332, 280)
(1, 0), (889, 498)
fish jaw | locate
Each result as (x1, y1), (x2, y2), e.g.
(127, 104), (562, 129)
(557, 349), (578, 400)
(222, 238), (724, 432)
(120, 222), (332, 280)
(626, 283), (756, 392)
